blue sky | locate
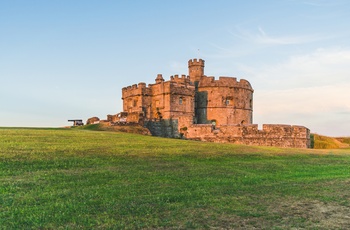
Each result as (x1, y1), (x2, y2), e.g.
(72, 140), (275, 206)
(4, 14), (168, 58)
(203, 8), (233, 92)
(1, 0), (349, 136)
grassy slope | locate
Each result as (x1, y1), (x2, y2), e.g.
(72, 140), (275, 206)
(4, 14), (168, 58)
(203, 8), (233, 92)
(72, 123), (152, 135)
(1, 128), (350, 229)
(336, 137), (350, 145)
(312, 133), (350, 149)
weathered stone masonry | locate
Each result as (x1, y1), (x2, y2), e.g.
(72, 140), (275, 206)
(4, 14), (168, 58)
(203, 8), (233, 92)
(120, 59), (311, 148)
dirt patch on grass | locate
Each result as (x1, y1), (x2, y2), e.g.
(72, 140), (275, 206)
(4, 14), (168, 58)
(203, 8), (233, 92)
(269, 199), (350, 229)
(176, 195), (350, 229)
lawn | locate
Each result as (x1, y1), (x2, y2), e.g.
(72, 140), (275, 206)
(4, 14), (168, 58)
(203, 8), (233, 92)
(1, 128), (350, 229)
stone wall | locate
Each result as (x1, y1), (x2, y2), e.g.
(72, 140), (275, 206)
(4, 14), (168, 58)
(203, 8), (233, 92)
(144, 119), (179, 138)
(184, 124), (310, 148)
(196, 76), (253, 125)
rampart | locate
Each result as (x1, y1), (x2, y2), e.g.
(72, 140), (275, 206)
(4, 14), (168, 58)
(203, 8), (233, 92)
(184, 124), (310, 148)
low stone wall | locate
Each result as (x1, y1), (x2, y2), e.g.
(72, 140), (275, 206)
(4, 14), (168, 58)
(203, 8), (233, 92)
(184, 124), (310, 148)
(141, 119), (310, 148)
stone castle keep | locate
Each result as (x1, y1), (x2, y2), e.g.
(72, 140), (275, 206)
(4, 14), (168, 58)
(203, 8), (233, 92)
(110, 58), (310, 148)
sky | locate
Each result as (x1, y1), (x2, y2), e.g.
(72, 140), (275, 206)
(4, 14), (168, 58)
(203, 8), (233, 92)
(1, 0), (349, 136)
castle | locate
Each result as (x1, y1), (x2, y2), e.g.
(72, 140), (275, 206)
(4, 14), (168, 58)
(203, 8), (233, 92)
(115, 59), (310, 148)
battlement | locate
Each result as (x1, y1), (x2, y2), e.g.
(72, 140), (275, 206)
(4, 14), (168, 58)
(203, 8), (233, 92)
(198, 76), (253, 90)
(188, 58), (205, 67)
(123, 72), (193, 95)
(170, 74), (187, 79)
(122, 82), (148, 91)
(170, 74), (191, 84)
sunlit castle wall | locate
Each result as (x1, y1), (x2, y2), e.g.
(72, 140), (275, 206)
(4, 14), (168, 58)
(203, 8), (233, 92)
(195, 76), (254, 126)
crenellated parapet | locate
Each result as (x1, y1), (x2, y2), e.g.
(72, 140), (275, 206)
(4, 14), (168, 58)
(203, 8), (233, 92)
(122, 82), (148, 91)
(198, 76), (253, 91)
(122, 82), (151, 99)
(188, 58), (205, 67)
(170, 74), (191, 84)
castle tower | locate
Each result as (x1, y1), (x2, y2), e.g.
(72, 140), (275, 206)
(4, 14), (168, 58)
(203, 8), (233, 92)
(155, 74), (164, 84)
(188, 59), (205, 83)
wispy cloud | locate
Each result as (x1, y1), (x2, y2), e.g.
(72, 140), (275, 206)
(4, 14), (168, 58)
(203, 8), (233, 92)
(255, 84), (350, 115)
(205, 26), (337, 60)
(250, 47), (350, 136)
(255, 27), (325, 45)
(232, 26), (330, 45)
(253, 83), (350, 136)
(250, 47), (350, 89)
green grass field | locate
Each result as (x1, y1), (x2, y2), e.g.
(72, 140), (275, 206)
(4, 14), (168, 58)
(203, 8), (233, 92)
(1, 128), (350, 229)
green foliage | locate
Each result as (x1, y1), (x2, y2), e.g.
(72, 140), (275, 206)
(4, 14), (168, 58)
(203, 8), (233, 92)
(1, 128), (350, 229)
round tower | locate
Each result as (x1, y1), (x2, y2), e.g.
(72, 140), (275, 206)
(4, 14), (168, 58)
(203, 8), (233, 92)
(195, 77), (254, 126)
(188, 58), (205, 83)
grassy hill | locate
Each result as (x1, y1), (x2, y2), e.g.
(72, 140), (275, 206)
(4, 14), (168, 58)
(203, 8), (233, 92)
(336, 137), (350, 145)
(311, 133), (350, 149)
(1, 128), (350, 229)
